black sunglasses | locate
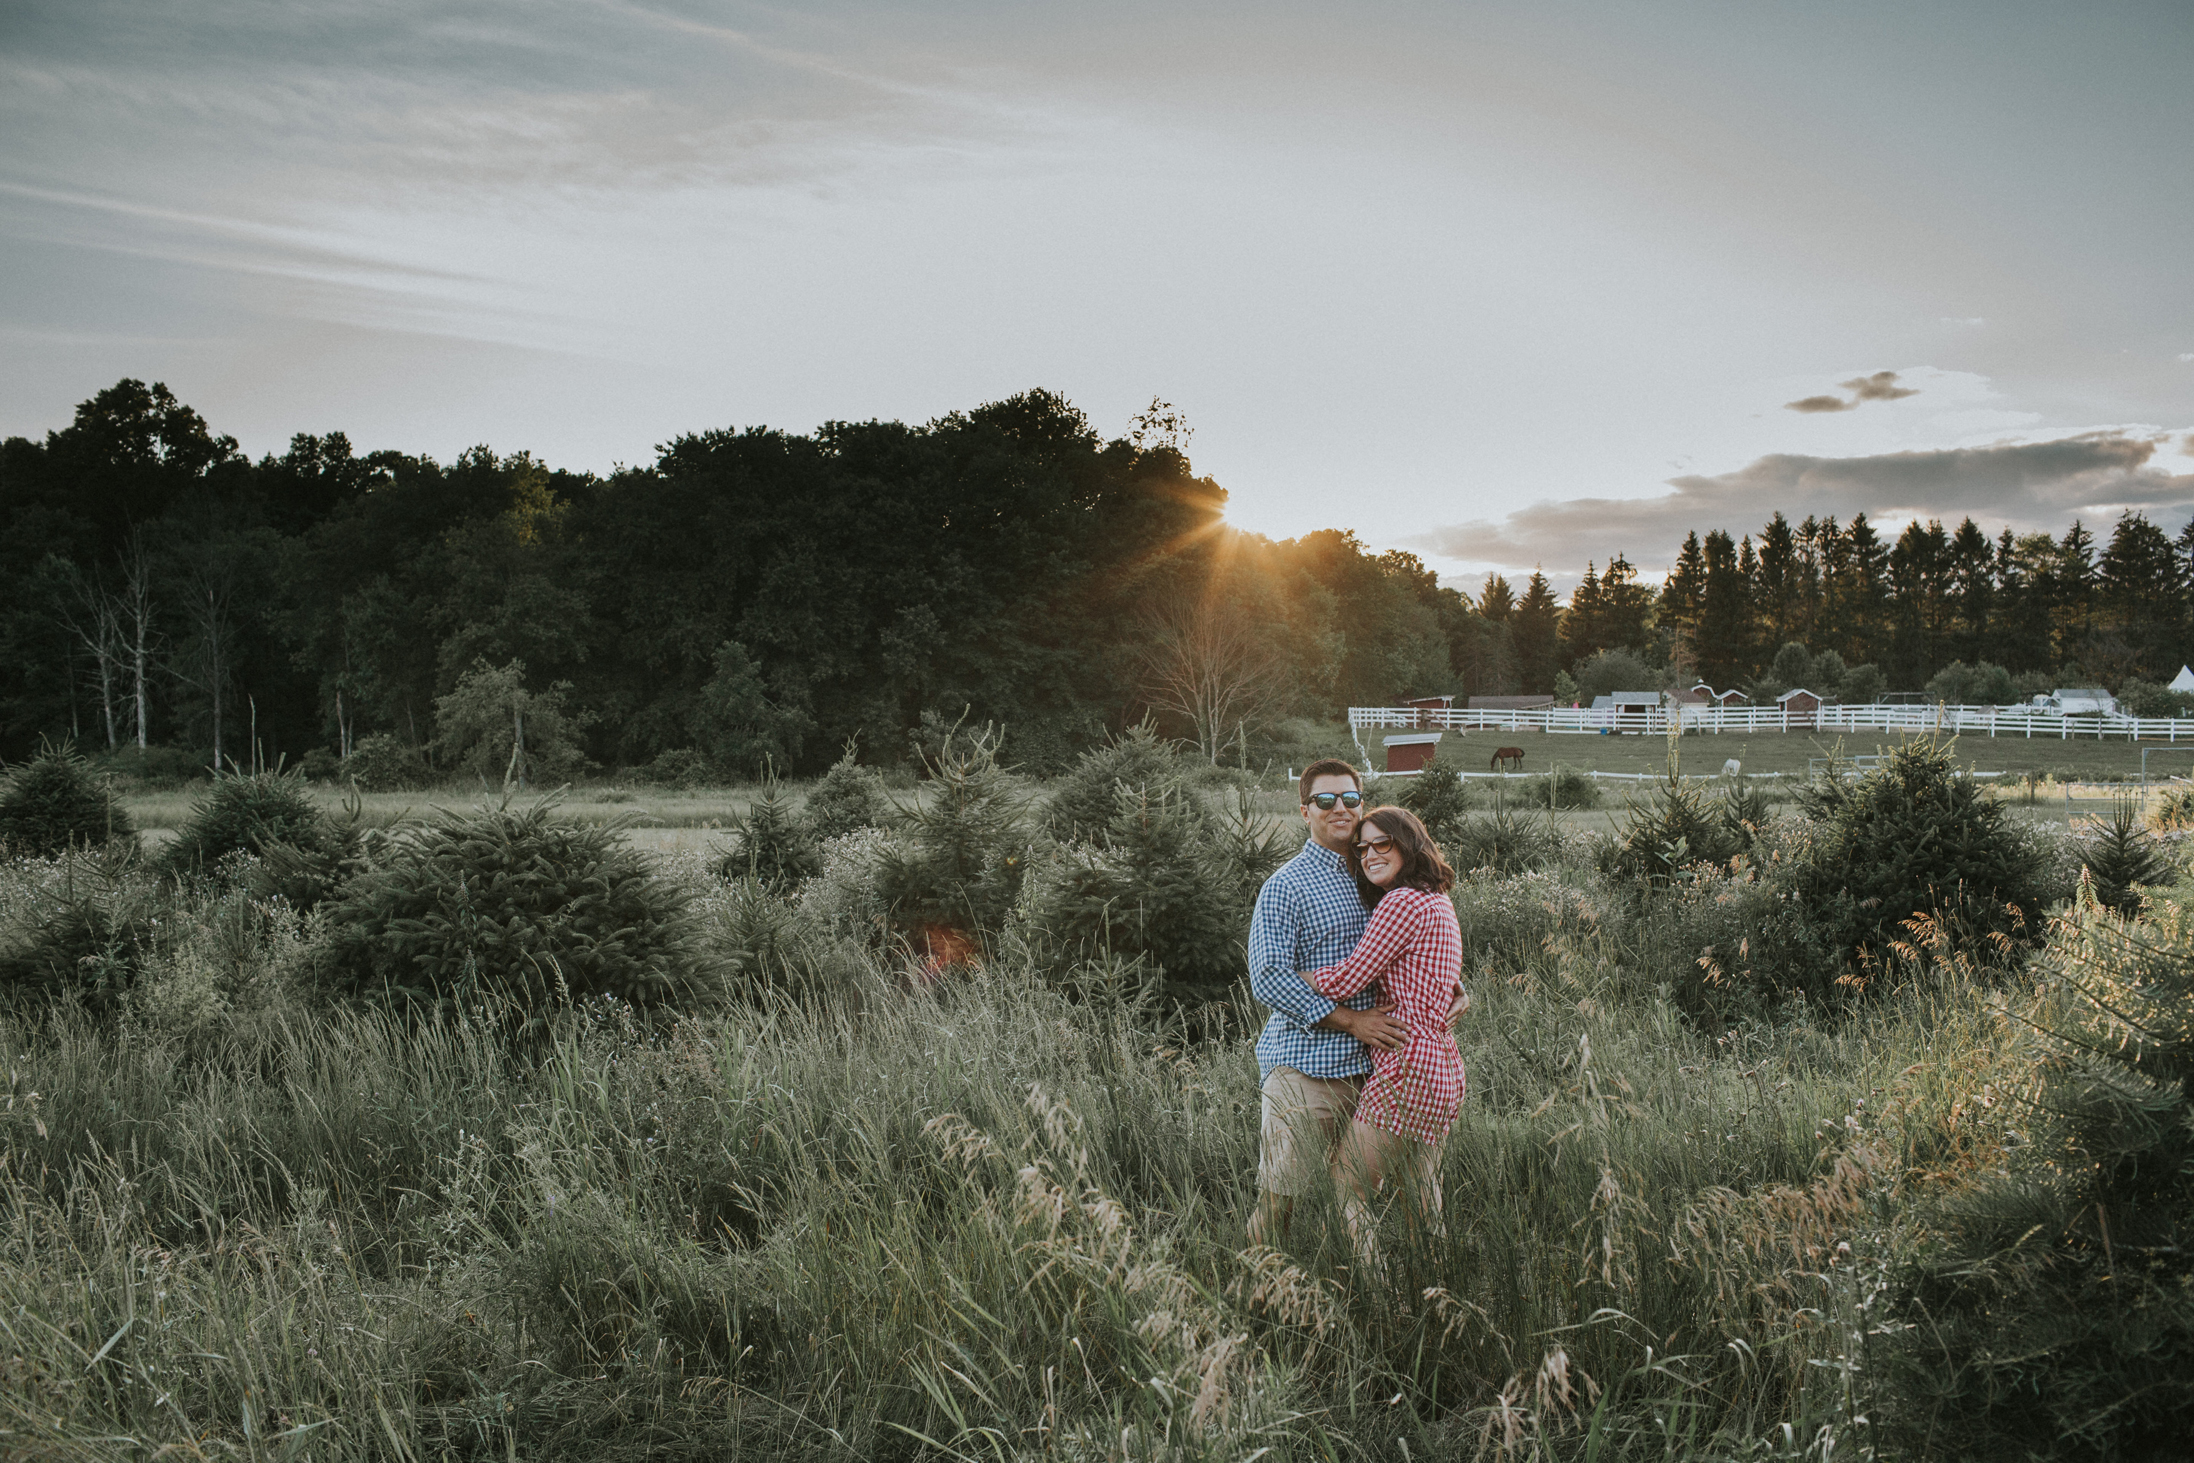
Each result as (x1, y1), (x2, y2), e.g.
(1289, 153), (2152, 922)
(1304, 791), (1363, 810)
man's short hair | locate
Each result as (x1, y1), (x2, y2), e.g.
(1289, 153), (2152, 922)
(1299, 758), (1362, 804)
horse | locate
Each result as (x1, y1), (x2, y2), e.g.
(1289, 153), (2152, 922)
(1491, 747), (1525, 772)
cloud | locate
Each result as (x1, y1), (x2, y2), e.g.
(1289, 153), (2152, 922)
(1783, 368), (1918, 413)
(1413, 430), (2194, 577)
(1842, 369), (1919, 402)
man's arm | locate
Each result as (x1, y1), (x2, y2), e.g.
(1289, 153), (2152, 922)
(1247, 879), (1336, 1030)
(1248, 877), (1408, 1051)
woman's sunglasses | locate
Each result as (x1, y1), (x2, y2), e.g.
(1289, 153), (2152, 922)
(1304, 791), (1363, 810)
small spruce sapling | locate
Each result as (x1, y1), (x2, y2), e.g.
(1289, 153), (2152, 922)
(0, 742), (135, 857)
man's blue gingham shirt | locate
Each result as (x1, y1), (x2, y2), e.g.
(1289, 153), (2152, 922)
(1249, 838), (1377, 1084)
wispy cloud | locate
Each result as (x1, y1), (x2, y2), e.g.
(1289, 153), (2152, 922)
(1783, 368), (1919, 413)
(1414, 430), (2194, 576)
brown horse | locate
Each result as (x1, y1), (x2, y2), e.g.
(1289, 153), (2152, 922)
(1491, 747), (1525, 772)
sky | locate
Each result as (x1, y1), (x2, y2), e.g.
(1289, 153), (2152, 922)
(4, 0), (2191, 592)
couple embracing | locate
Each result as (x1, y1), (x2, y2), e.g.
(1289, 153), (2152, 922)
(1246, 758), (1466, 1264)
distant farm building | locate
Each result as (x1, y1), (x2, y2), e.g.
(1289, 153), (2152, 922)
(1468, 695), (1556, 711)
(1383, 731), (1443, 773)
(2171, 666), (2194, 694)
(1404, 694), (1455, 727)
(1692, 682), (1750, 707)
(2041, 688), (2118, 715)
(1777, 687), (1823, 725)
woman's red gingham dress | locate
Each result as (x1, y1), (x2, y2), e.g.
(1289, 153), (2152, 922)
(1310, 885), (1465, 1143)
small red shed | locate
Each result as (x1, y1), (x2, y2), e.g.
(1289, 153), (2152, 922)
(1777, 687), (1822, 726)
(1383, 731), (1443, 774)
(1404, 694), (1455, 727)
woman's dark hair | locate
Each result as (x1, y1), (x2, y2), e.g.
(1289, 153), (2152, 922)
(1349, 805), (1455, 905)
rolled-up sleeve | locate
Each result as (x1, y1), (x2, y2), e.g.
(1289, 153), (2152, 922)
(1248, 876), (1336, 1030)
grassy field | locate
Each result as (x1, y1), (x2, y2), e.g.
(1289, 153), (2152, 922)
(9, 736), (2183, 1457)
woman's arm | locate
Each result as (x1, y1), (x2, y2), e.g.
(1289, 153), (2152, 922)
(1310, 892), (1425, 1000)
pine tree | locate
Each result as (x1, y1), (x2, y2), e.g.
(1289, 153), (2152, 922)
(1600, 553), (1656, 651)
(1513, 571), (1562, 693)
(1890, 898), (2194, 1459)
(1948, 517), (1995, 665)
(2099, 510), (2182, 679)
(1561, 561), (1607, 665)
(1694, 530), (1754, 686)
(1658, 532), (1707, 649)
(1754, 512), (1802, 651)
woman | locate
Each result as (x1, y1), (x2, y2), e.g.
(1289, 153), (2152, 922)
(1308, 805), (1464, 1266)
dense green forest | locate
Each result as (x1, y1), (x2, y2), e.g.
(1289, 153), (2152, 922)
(3, 379), (2189, 776)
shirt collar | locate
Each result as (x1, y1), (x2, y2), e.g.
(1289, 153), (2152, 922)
(1300, 837), (1349, 872)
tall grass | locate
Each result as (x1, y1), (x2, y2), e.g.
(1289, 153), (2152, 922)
(0, 856), (2028, 1459)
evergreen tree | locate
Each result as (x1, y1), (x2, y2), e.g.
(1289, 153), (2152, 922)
(1947, 517), (1995, 664)
(1658, 531), (1707, 649)
(1754, 512), (1803, 651)
(2098, 510), (2181, 680)
(1513, 571), (1562, 693)
(1599, 553), (1656, 651)
(1998, 530), (2061, 675)
(1694, 530), (1754, 686)
(2056, 518), (2097, 666)
(1560, 561), (1607, 666)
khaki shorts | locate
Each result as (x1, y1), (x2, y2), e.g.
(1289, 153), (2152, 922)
(1256, 1067), (1365, 1197)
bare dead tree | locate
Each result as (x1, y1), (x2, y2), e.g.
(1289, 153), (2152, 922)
(1135, 593), (1295, 763)
(117, 531), (159, 752)
(172, 551), (241, 773)
(52, 559), (125, 749)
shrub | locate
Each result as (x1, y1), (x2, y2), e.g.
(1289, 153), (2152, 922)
(2115, 677), (2194, 719)
(1925, 659), (2016, 706)
(1045, 723), (1185, 846)
(635, 747), (715, 790)
(713, 777), (818, 892)
(1888, 900), (2194, 1459)
(875, 728), (1030, 959)
(159, 771), (333, 881)
(246, 793), (391, 913)
(690, 640), (810, 778)
(2151, 783), (2194, 831)
(317, 801), (703, 1023)
(1571, 648), (1660, 704)
(1391, 759), (1473, 851)
(1021, 782), (1285, 1001)
(1517, 764), (1601, 810)
(1603, 762), (1740, 886)
(432, 659), (594, 787)
(295, 747), (342, 782)
(90, 745), (209, 788)
(797, 827), (894, 944)
(1781, 739), (2044, 993)
(2075, 797), (2173, 916)
(343, 733), (432, 792)
(1448, 800), (1563, 876)
(802, 744), (889, 844)
(0, 845), (165, 1012)
(0, 744), (135, 857)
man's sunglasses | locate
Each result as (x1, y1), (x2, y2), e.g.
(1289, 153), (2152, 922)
(1304, 791), (1363, 810)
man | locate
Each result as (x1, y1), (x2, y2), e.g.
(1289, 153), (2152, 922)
(1245, 758), (1409, 1246)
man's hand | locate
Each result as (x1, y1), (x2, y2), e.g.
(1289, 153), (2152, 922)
(1318, 1000), (1407, 1051)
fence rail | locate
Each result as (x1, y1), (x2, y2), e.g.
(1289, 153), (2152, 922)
(1349, 703), (2194, 741)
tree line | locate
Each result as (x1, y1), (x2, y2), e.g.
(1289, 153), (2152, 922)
(4, 379), (2187, 779)
(1553, 511), (2194, 709)
(0, 381), (1513, 775)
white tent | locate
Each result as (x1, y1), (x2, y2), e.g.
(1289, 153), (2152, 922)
(2171, 665), (2194, 693)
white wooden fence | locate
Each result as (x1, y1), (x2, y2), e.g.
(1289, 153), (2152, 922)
(1350, 702), (2194, 742)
